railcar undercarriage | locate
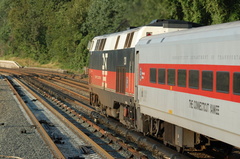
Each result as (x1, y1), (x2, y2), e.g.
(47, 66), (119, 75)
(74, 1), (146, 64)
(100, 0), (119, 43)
(90, 91), (136, 128)
(141, 114), (233, 155)
(90, 91), (233, 155)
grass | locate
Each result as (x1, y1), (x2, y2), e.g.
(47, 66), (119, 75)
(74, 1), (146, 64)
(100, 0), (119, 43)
(0, 57), (61, 69)
(0, 56), (87, 75)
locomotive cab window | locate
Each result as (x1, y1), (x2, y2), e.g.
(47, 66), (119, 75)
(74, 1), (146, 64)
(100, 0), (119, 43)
(95, 38), (106, 51)
(150, 68), (157, 83)
(216, 71), (229, 93)
(88, 40), (94, 50)
(177, 69), (186, 87)
(95, 39), (101, 51)
(233, 72), (240, 94)
(202, 71), (213, 91)
(99, 38), (106, 51)
(167, 69), (175, 85)
(158, 68), (166, 84)
(189, 70), (199, 89)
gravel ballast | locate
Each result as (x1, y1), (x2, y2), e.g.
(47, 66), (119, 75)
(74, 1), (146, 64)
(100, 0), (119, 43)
(0, 77), (53, 159)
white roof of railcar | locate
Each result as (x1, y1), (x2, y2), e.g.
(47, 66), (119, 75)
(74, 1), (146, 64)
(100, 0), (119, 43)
(90, 20), (202, 51)
(92, 27), (141, 40)
(137, 21), (240, 46)
(137, 21), (240, 66)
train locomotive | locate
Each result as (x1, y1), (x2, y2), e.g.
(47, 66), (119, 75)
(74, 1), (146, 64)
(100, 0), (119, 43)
(88, 19), (240, 152)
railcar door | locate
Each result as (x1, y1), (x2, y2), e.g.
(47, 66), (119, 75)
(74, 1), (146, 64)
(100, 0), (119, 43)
(116, 66), (126, 94)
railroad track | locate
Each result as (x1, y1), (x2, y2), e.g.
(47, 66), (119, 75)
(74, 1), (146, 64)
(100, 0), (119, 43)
(1, 69), (158, 158)
(4, 76), (65, 159)
(23, 67), (88, 81)
(1, 67), (239, 159)
(12, 77), (109, 158)
(16, 75), (154, 158)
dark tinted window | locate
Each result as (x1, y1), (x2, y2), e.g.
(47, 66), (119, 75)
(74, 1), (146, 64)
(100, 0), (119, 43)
(95, 38), (106, 51)
(189, 70), (199, 89)
(99, 39), (106, 50)
(167, 69), (175, 85)
(158, 69), (166, 84)
(216, 72), (229, 93)
(95, 40), (101, 51)
(202, 71), (213, 91)
(150, 68), (157, 83)
(233, 72), (240, 94)
(178, 69), (186, 87)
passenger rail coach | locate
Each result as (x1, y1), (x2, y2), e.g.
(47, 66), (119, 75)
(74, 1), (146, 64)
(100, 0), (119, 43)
(88, 19), (239, 153)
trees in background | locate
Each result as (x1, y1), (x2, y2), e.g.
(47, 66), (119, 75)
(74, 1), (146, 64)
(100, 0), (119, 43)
(0, 0), (240, 71)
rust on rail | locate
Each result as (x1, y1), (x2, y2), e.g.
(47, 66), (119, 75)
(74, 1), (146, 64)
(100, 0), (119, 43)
(35, 77), (89, 101)
(5, 77), (65, 159)
(14, 77), (114, 159)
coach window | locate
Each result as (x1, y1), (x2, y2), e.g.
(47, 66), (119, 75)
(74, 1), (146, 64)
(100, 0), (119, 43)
(189, 70), (199, 89)
(216, 71), (229, 93)
(177, 69), (186, 87)
(167, 69), (175, 85)
(233, 72), (240, 94)
(158, 68), (166, 84)
(202, 71), (213, 91)
(150, 68), (157, 83)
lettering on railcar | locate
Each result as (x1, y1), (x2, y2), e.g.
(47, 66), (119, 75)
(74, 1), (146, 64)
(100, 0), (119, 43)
(190, 55), (208, 60)
(218, 54), (240, 60)
(95, 75), (101, 79)
(172, 55), (209, 60)
(189, 99), (219, 115)
(210, 104), (219, 115)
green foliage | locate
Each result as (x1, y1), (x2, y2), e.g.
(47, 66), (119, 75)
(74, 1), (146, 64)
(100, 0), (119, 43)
(0, 0), (240, 71)
(123, 0), (172, 26)
(84, 0), (127, 35)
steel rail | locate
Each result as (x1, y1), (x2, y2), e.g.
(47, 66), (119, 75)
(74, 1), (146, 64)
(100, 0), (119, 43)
(34, 77), (89, 101)
(14, 78), (114, 159)
(54, 77), (89, 89)
(22, 68), (78, 79)
(21, 68), (87, 82)
(22, 70), (89, 90)
(51, 78), (89, 92)
(0, 68), (22, 76)
(5, 77), (65, 159)
(30, 82), (149, 159)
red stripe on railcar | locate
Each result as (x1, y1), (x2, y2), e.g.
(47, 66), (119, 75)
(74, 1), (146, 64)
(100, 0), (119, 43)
(139, 64), (240, 103)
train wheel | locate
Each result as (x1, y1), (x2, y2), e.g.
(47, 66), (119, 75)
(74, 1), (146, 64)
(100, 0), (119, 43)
(176, 146), (184, 153)
(163, 140), (169, 146)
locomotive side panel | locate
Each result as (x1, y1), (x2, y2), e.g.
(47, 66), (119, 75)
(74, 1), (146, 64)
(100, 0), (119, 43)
(89, 21), (191, 108)
(89, 48), (135, 106)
